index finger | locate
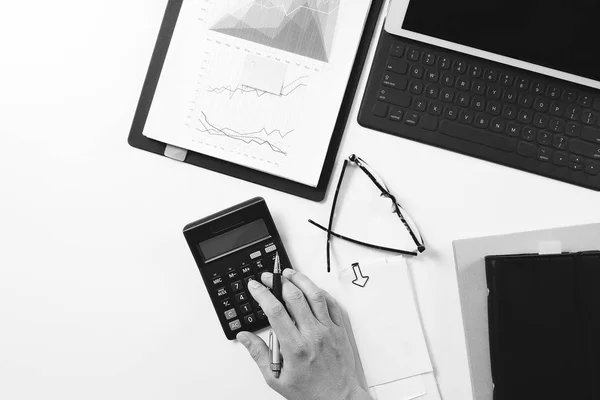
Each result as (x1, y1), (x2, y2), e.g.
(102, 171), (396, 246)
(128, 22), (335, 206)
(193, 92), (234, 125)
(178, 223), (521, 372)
(247, 279), (302, 346)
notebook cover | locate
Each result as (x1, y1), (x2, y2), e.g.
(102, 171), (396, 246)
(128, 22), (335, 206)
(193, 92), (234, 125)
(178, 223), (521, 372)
(485, 252), (600, 400)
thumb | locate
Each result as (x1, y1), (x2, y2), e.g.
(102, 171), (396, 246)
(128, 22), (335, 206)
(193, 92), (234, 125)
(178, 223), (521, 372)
(237, 332), (272, 378)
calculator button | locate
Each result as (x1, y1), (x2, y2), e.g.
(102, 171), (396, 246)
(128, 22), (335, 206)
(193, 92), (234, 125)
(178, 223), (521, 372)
(230, 280), (244, 292)
(240, 303), (253, 314)
(265, 244), (277, 253)
(257, 309), (267, 320)
(235, 292), (249, 303)
(221, 298), (232, 308)
(244, 276), (256, 287)
(244, 314), (256, 325)
(241, 265), (252, 275)
(224, 308), (237, 320)
(250, 251), (262, 260)
(255, 259), (266, 269)
(216, 287), (228, 298)
(227, 270), (238, 280)
(212, 276), (223, 286)
(229, 320), (242, 331)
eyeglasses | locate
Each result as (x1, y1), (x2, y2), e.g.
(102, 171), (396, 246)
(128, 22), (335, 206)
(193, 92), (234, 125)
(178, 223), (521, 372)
(309, 154), (426, 273)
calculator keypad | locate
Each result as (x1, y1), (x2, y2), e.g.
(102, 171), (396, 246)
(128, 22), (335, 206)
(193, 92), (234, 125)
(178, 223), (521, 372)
(203, 240), (291, 339)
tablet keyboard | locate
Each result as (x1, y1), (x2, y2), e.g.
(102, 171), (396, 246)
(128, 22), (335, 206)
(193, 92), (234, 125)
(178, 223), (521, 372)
(359, 29), (600, 191)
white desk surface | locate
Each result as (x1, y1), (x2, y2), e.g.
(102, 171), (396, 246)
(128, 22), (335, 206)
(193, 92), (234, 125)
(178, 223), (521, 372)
(1, 1), (599, 400)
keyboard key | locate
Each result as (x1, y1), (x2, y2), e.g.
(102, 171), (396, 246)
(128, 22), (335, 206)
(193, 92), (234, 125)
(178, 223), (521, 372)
(454, 60), (467, 74)
(487, 101), (501, 116)
(491, 118), (506, 133)
(217, 287), (228, 298)
(409, 82), (424, 95)
(243, 314), (256, 325)
(422, 51), (436, 66)
(533, 97), (549, 112)
(227, 270), (238, 280)
(243, 276), (255, 287)
(240, 303), (253, 314)
(459, 109), (474, 124)
(502, 105), (517, 120)
(425, 85), (439, 99)
(414, 98), (427, 112)
(455, 76), (470, 91)
(563, 90), (577, 103)
(570, 162), (584, 171)
(441, 89), (455, 103)
(566, 105), (582, 120)
(378, 88), (412, 107)
(241, 265), (253, 275)
(487, 86), (501, 100)
(235, 292), (249, 303)
(438, 56), (451, 70)
(585, 161), (600, 175)
(212, 276), (224, 286)
(469, 64), (483, 78)
(518, 93), (533, 108)
(530, 81), (545, 95)
(553, 135), (568, 150)
(419, 115), (439, 131)
(537, 147), (552, 162)
(484, 68), (498, 83)
(382, 73), (408, 90)
(594, 98), (600, 111)
(405, 112), (420, 126)
(444, 106), (458, 120)
(372, 103), (389, 117)
(582, 126), (600, 144)
(456, 92), (470, 107)
(389, 108), (404, 122)
(256, 309), (267, 319)
(390, 43), (405, 58)
(502, 89), (517, 103)
(546, 85), (561, 99)
(221, 298), (233, 308)
(407, 48), (421, 61)
(517, 109), (533, 124)
(549, 118), (565, 133)
(517, 142), (537, 158)
(581, 111), (597, 125)
(228, 319), (242, 331)
(425, 70), (439, 82)
(570, 140), (600, 159)
(500, 72), (514, 86)
(230, 280), (244, 292)
(441, 73), (455, 87)
(506, 123), (521, 137)
(516, 77), (529, 91)
(428, 102), (443, 116)
(553, 152), (568, 166)
(522, 127), (537, 142)
(578, 94), (593, 108)
(389, 108), (403, 121)
(410, 65), (424, 79)
(471, 96), (485, 111)
(386, 58), (408, 74)
(549, 102), (564, 117)
(439, 121), (518, 151)
(473, 113), (490, 128)
(566, 122), (582, 137)
(538, 131), (552, 146)
(471, 80), (485, 95)
(533, 113), (549, 128)
(224, 308), (237, 320)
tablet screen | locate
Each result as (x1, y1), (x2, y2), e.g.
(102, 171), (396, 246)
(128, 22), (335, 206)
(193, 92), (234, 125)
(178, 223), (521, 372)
(401, 1), (600, 82)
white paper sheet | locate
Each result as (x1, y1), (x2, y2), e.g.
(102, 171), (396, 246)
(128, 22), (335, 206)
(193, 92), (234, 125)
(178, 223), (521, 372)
(240, 54), (287, 94)
(338, 257), (433, 388)
(143, 0), (373, 187)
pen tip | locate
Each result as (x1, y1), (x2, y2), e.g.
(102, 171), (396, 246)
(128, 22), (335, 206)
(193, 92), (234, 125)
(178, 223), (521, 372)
(274, 371), (280, 379)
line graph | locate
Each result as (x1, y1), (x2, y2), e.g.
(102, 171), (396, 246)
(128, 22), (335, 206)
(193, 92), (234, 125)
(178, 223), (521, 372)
(206, 75), (308, 99)
(212, 0), (340, 62)
(196, 111), (291, 155)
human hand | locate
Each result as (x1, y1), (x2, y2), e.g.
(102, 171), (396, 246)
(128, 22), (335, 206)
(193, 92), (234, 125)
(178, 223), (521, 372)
(236, 269), (372, 400)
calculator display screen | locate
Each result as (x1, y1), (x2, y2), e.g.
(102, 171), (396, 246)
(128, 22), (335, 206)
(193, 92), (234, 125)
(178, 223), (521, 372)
(402, 0), (600, 82)
(199, 219), (270, 261)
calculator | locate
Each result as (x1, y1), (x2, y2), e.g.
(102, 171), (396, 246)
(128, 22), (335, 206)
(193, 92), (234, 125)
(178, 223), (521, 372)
(183, 197), (293, 340)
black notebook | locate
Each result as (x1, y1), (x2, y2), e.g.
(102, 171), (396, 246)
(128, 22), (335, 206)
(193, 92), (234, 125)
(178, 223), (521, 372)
(485, 252), (600, 400)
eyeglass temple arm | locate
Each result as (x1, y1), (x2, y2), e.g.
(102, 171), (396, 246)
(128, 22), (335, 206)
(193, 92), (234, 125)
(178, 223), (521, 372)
(308, 220), (419, 257)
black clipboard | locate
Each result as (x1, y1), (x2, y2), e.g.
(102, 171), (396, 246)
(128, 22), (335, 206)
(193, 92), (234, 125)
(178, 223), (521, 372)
(128, 0), (384, 202)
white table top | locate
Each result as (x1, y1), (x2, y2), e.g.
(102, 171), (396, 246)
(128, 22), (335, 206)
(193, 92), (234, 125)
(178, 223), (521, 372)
(1, 1), (599, 399)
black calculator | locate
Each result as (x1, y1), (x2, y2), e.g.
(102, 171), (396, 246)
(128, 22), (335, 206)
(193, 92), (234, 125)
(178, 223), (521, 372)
(183, 197), (292, 340)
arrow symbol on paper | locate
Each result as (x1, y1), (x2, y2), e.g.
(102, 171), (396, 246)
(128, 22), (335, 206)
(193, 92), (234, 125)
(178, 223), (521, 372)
(351, 263), (369, 288)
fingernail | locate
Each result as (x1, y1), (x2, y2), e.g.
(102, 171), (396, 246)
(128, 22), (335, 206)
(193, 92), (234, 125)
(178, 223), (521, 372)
(262, 272), (273, 279)
(237, 332), (250, 347)
(248, 279), (262, 290)
(283, 268), (296, 277)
